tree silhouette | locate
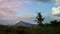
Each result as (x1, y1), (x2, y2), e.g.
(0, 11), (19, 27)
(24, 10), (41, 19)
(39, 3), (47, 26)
(50, 20), (60, 26)
(50, 20), (57, 24)
(36, 12), (44, 26)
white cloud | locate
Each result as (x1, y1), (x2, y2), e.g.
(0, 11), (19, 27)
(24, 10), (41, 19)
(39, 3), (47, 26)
(51, 0), (60, 20)
(52, 6), (60, 15)
(52, 6), (60, 20)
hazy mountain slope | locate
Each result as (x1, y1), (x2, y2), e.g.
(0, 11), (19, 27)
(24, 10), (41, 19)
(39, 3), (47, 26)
(15, 21), (37, 27)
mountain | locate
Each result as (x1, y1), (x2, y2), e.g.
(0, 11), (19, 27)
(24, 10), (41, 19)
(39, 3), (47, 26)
(15, 21), (37, 27)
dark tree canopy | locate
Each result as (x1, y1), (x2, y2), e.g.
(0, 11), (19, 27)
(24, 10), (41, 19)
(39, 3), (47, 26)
(36, 12), (44, 26)
(50, 20), (60, 26)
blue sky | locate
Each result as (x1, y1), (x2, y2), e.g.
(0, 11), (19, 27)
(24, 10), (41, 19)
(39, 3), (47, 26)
(14, 1), (53, 17)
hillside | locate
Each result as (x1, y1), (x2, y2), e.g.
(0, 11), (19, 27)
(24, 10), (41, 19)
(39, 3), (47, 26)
(15, 21), (37, 27)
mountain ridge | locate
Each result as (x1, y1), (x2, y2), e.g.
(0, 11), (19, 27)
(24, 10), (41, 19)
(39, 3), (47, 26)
(15, 21), (37, 27)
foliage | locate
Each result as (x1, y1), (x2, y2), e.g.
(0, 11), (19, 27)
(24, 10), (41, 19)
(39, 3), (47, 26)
(36, 12), (44, 26)
(50, 20), (60, 26)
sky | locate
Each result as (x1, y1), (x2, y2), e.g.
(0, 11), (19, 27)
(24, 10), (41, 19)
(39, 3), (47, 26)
(0, 0), (60, 25)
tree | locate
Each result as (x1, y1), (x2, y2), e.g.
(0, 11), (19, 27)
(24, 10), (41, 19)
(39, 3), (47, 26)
(50, 20), (57, 25)
(50, 20), (60, 26)
(36, 12), (44, 26)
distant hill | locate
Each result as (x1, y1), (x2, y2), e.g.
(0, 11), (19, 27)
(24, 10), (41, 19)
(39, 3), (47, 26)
(15, 21), (37, 27)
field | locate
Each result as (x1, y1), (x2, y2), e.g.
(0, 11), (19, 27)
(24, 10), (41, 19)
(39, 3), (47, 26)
(0, 24), (60, 34)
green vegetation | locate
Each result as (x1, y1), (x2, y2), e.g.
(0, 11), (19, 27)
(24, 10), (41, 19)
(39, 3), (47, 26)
(0, 23), (60, 34)
(0, 13), (60, 34)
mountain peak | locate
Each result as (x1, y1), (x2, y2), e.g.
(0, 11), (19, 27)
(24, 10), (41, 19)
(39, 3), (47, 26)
(15, 21), (37, 27)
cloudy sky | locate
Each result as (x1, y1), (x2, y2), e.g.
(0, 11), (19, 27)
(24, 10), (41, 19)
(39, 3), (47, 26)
(0, 0), (60, 25)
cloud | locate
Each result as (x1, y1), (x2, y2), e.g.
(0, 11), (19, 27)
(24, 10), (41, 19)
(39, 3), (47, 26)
(34, 0), (53, 3)
(0, 0), (17, 16)
(37, 0), (51, 2)
(52, 6), (60, 20)
(34, 0), (60, 5)
(0, 0), (32, 25)
(52, 6), (60, 15)
(0, 0), (32, 19)
(51, 0), (60, 20)
(55, 0), (60, 5)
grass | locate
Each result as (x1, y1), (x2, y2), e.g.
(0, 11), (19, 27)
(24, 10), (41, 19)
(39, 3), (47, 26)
(0, 25), (60, 34)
